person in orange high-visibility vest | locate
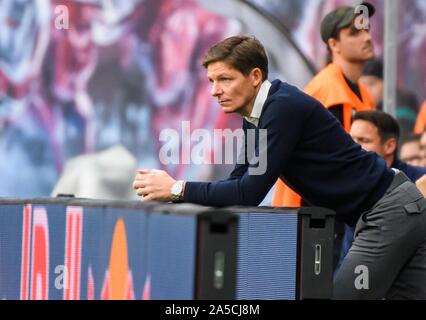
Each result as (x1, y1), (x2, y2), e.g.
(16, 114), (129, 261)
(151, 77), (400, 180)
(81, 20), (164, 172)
(414, 101), (426, 134)
(272, 2), (376, 208)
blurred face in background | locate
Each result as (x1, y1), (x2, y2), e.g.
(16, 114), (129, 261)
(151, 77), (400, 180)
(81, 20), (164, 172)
(400, 140), (422, 166)
(359, 75), (384, 107)
(330, 21), (375, 64)
(350, 120), (385, 155)
(350, 119), (396, 167)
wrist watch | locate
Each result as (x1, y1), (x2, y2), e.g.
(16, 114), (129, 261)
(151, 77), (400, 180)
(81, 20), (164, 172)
(171, 180), (185, 203)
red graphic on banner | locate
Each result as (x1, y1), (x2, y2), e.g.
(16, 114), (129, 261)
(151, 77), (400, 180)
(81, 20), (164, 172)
(126, 271), (135, 300)
(101, 271), (111, 300)
(17, 204), (149, 300)
(20, 204), (32, 300)
(98, 219), (140, 300)
(87, 266), (95, 300)
(142, 275), (151, 300)
(64, 206), (83, 300)
(30, 207), (49, 300)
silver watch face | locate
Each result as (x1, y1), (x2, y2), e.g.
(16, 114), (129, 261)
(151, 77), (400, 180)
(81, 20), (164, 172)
(172, 181), (183, 195)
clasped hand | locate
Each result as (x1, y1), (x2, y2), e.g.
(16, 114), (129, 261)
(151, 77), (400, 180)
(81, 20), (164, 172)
(132, 169), (176, 202)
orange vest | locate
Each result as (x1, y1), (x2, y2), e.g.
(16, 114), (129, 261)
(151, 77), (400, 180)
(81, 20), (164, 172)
(272, 63), (375, 207)
(414, 101), (426, 134)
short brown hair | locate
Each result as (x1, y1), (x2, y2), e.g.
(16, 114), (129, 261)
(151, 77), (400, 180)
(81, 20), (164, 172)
(353, 111), (400, 143)
(202, 36), (268, 81)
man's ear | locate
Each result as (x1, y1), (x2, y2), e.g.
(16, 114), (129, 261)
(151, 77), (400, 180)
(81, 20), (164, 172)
(250, 68), (263, 87)
(384, 138), (398, 157)
(328, 38), (339, 54)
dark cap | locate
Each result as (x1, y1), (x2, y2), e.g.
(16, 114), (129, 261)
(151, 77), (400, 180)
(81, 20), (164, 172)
(320, 2), (375, 43)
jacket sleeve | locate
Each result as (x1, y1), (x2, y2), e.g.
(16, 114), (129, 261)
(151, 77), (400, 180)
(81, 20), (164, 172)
(183, 99), (305, 206)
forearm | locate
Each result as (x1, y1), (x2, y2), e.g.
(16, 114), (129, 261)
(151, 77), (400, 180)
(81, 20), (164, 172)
(183, 173), (276, 207)
(183, 181), (254, 207)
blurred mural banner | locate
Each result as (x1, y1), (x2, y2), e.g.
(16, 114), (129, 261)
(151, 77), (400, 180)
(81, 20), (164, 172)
(0, 200), (149, 300)
(0, 198), (199, 300)
(0, 0), (425, 198)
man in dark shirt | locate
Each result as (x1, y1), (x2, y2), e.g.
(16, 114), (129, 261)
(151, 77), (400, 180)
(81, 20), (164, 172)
(133, 35), (426, 299)
(272, 3), (377, 265)
(273, 2), (376, 207)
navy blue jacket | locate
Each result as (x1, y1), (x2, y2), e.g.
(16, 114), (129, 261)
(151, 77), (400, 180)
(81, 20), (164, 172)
(184, 80), (394, 226)
(391, 158), (426, 182)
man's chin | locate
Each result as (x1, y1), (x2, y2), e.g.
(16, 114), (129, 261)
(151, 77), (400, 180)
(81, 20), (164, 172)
(363, 51), (375, 62)
(221, 106), (234, 113)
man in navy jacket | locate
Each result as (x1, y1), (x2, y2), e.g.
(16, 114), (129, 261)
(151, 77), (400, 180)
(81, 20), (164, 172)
(133, 36), (426, 299)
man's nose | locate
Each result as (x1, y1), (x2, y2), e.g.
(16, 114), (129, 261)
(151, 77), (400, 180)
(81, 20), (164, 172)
(363, 29), (372, 42)
(211, 82), (223, 97)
